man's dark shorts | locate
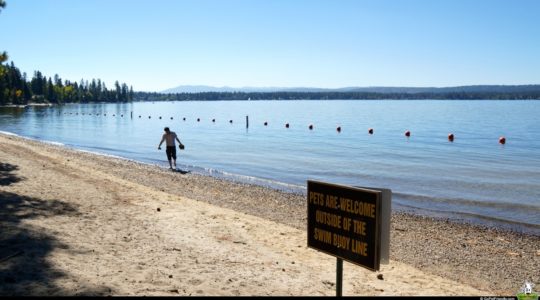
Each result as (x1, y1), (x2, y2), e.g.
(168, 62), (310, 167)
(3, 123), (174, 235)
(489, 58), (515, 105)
(166, 146), (177, 160)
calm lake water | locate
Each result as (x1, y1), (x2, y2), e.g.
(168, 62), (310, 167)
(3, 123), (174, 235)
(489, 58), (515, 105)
(1, 100), (539, 234)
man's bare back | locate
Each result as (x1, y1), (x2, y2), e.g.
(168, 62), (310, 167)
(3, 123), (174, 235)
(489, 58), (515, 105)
(161, 132), (178, 147)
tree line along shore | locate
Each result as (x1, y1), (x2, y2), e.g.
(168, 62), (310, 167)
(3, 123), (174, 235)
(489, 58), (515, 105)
(136, 89), (540, 101)
(2, 60), (540, 106)
(0, 61), (134, 106)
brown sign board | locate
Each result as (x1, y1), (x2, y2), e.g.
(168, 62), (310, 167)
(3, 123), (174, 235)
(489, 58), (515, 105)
(307, 180), (389, 271)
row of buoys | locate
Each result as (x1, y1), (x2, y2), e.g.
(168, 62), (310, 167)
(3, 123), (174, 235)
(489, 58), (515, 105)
(404, 131), (506, 144)
(60, 112), (508, 143)
(269, 124), (507, 144)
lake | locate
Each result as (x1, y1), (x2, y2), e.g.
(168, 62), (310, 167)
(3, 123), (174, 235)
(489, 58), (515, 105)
(1, 100), (539, 234)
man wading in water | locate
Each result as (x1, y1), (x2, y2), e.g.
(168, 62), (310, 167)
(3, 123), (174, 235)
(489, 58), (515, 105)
(158, 127), (184, 170)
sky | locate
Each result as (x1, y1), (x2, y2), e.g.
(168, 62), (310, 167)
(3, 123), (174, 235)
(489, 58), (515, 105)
(0, 0), (539, 92)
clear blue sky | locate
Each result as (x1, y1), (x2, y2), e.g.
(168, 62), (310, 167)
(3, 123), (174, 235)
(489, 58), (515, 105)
(1, 0), (539, 92)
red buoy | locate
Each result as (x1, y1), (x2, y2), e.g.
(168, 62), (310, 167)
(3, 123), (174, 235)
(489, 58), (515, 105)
(448, 133), (454, 142)
(308, 124), (313, 130)
(285, 123), (290, 128)
(368, 128), (374, 134)
(264, 121), (268, 126)
(499, 136), (506, 145)
(336, 126), (341, 133)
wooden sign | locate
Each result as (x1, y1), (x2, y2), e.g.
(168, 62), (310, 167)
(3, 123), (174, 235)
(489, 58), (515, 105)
(307, 180), (387, 271)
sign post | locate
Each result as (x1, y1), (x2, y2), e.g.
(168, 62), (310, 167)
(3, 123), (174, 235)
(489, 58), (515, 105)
(336, 257), (343, 297)
(307, 180), (391, 296)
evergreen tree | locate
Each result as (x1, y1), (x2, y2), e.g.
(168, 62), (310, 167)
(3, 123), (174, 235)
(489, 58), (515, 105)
(114, 80), (121, 101)
(0, 51), (7, 77)
(0, 0), (7, 96)
(121, 83), (128, 101)
(0, 0), (6, 68)
(47, 77), (55, 103)
(97, 79), (102, 102)
(43, 76), (49, 100)
(22, 72), (32, 102)
(31, 71), (42, 95)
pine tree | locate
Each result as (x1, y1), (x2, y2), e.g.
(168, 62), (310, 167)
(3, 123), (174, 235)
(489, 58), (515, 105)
(121, 83), (128, 102)
(47, 77), (55, 103)
(114, 80), (121, 101)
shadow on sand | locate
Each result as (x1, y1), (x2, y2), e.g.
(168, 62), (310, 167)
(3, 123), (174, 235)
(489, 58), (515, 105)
(0, 161), (111, 296)
(0, 163), (22, 186)
(173, 168), (191, 175)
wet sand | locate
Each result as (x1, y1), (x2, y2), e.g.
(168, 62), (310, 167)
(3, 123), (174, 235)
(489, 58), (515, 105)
(0, 132), (538, 296)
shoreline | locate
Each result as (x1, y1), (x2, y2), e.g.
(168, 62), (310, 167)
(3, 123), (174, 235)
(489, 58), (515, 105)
(1, 132), (539, 295)
(2, 130), (538, 237)
(0, 103), (53, 108)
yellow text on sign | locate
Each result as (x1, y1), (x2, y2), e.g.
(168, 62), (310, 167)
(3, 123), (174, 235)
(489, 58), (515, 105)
(313, 228), (369, 257)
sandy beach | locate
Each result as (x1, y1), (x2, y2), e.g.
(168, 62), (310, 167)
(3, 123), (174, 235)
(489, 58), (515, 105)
(0, 132), (538, 296)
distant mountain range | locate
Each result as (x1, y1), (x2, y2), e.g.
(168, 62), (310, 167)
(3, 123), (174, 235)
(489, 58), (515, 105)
(161, 85), (334, 93)
(161, 84), (540, 94)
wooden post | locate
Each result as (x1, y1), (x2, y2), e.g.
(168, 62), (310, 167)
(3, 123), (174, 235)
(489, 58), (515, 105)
(246, 115), (249, 129)
(131, 111), (133, 119)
